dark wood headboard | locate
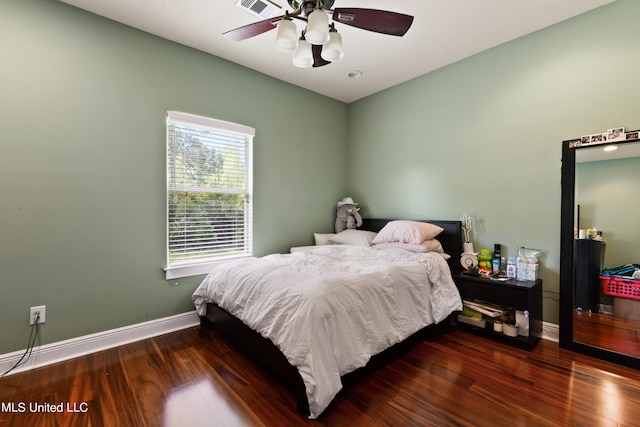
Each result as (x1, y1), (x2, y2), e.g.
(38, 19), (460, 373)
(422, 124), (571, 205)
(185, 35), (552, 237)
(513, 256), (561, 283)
(360, 218), (463, 275)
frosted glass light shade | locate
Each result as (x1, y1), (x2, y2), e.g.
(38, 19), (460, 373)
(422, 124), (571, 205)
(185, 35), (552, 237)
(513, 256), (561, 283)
(305, 9), (329, 45)
(275, 19), (297, 51)
(321, 30), (343, 62)
(292, 39), (313, 68)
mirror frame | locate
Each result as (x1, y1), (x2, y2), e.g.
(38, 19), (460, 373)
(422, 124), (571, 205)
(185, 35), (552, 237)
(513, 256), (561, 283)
(560, 137), (640, 369)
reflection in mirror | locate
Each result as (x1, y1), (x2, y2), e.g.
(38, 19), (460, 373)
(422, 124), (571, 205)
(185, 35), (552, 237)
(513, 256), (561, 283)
(574, 141), (640, 358)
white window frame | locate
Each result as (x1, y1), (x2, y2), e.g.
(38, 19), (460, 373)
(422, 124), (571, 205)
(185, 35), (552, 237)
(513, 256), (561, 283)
(165, 111), (254, 280)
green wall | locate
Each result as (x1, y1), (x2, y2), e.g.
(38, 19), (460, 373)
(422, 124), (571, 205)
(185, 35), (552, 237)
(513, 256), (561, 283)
(577, 155), (640, 268)
(0, 0), (347, 353)
(346, 0), (640, 324)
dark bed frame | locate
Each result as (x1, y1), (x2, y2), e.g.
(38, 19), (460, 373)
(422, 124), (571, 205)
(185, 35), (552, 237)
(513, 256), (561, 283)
(199, 218), (463, 415)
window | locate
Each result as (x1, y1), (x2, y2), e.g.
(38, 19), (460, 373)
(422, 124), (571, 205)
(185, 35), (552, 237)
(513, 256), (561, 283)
(166, 111), (254, 279)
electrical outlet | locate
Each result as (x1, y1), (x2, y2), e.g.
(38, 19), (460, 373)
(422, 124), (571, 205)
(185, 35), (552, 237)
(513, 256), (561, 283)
(29, 305), (46, 325)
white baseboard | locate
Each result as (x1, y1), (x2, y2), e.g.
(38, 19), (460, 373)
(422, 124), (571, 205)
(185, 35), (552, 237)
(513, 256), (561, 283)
(0, 310), (200, 376)
(0, 312), (560, 377)
(542, 321), (559, 342)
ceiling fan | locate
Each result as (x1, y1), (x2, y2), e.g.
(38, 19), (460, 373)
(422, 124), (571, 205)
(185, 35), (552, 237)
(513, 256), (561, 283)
(224, 0), (414, 68)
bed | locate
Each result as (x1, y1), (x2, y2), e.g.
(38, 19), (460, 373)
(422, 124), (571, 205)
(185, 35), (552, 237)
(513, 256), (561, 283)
(192, 218), (463, 419)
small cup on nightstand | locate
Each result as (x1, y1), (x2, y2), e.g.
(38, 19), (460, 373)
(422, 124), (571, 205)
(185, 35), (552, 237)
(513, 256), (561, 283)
(493, 320), (503, 333)
(503, 323), (519, 337)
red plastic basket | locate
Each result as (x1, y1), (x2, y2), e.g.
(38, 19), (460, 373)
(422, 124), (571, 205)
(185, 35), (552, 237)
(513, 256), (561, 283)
(600, 274), (640, 301)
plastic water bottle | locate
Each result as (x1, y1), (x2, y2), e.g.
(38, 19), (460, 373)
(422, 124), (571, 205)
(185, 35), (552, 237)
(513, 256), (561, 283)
(516, 246), (528, 281)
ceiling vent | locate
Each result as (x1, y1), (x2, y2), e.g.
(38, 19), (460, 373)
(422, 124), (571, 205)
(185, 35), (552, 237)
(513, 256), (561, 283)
(236, 0), (282, 19)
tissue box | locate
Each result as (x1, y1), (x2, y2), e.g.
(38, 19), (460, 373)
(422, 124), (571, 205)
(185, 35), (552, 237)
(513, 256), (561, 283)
(527, 263), (538, 281)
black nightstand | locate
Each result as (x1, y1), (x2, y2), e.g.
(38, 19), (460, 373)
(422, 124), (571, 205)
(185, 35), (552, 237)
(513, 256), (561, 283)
(454, 272), (543, 348)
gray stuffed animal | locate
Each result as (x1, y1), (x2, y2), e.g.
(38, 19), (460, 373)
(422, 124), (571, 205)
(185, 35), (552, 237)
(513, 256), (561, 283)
(335, 197), (363, 233)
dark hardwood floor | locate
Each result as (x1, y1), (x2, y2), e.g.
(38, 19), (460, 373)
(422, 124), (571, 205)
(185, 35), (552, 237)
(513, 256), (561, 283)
(3, 324), (640, 426)
(574, 310), (640, 358)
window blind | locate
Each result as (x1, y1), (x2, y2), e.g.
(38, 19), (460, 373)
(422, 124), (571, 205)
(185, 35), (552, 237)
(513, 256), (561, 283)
(166, 111), (253, 273)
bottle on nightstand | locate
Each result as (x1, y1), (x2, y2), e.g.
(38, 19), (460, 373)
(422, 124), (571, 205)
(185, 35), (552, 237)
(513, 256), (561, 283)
(516, 246), (528, 281)
(492, 243), (501, 275)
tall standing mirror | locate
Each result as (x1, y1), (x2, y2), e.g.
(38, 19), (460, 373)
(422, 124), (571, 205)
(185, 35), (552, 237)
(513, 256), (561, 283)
(560, 137), (640, 369)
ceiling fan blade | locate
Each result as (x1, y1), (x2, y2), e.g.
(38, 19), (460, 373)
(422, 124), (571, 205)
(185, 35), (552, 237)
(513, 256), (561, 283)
(332, 8), (414, 36)
(312, 44), (331, 68)
(223, 15), (284, 42)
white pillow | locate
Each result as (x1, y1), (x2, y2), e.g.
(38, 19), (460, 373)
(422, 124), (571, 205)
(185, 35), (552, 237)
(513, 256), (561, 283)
(371, 220), (444, 245)
(314, 233), (335, 245)
(373, 239), (444, 253)
(329, 229), (378, 246)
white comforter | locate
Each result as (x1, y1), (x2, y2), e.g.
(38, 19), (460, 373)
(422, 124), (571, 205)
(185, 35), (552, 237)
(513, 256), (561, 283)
(192, 245), (462, 419)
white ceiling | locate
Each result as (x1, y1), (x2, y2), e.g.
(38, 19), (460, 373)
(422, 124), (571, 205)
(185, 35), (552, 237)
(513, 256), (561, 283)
(59, 0), (615, 103)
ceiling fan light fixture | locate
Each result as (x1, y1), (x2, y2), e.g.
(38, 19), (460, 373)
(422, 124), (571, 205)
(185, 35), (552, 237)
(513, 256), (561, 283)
(292, 37), (314, 68)
(305, 7), (330, 45)
(224, 3), (414, 70)
(275, 17), (298, 51)
(321, 26), (343, 62)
